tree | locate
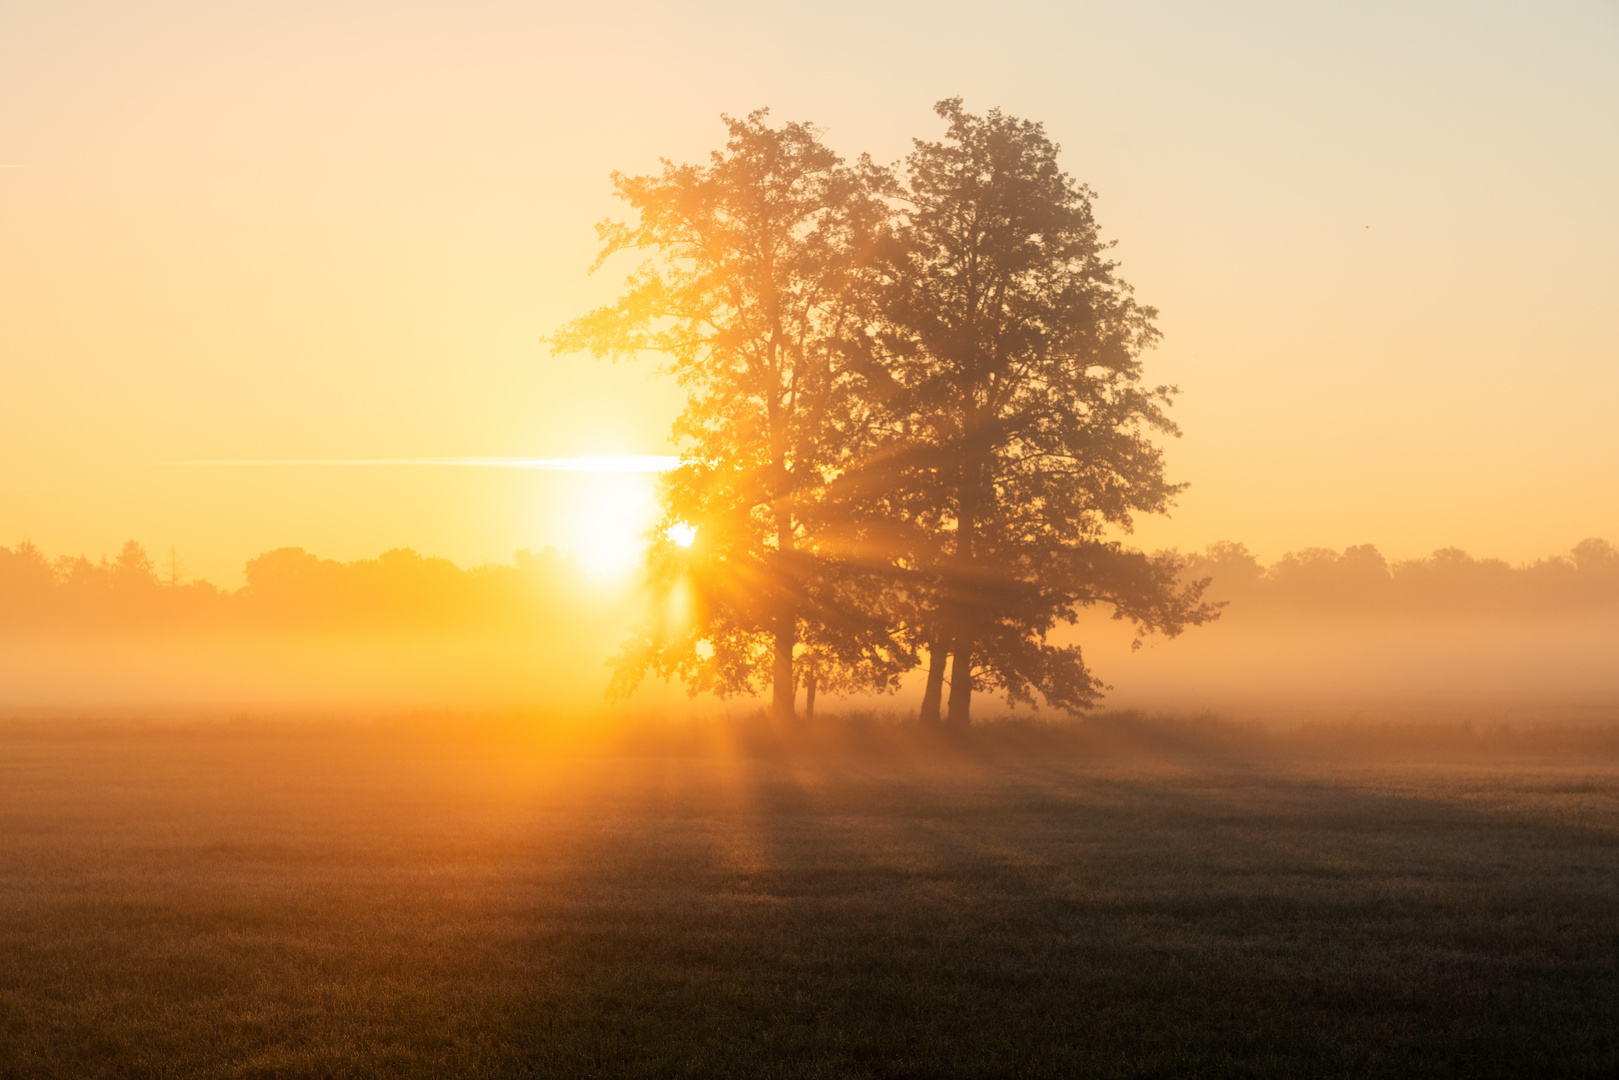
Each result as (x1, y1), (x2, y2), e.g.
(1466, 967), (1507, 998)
(550, 111), (908, 717)
(847, 99), (1218, 723)
(113, 540), (157, 589)
(162, 547), (187, 588)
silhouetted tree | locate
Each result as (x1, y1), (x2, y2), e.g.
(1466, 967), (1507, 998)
(113, 540), (157, 589)
(553, 111), (908, 716)
(848, 100), (1218, 723)
(162, 547), (186, 588)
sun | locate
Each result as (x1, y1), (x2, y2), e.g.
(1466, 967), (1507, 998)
(558, 473), (660, 578)
(667, 521), (697, 547)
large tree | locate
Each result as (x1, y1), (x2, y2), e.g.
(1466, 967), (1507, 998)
(845, 99), (1218, 723)
(550, 112), (907, 717)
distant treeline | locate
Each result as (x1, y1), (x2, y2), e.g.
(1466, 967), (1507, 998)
(4, 538), (1618, 636)
(0, 541), (595, 634)
(1185, 539), (1619, 616)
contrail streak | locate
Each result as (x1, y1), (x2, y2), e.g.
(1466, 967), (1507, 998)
(161, 455), (679, 473)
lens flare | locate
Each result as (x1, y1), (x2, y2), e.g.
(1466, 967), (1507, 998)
(161, 456), (678, 472)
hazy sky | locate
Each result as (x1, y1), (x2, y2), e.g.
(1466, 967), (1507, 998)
(2, 0), (1616, 584)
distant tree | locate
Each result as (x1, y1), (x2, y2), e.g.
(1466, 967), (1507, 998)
(1571, 538), (1619, 576)
(1268, 544), (1394, 608)
(0, 542), (55, 626)
(848, 100), (1218, 723)
(552, 112), (909, 717)
(1182, 541), (1266, 598)
(0, 541), (54, 593)
(162, 547), (186, 588)
(113, 541), (157, 589)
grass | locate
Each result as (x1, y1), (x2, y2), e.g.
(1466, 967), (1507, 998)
(1, 713), (1616, 1078)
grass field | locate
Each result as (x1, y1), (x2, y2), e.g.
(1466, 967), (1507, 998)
(1, 714), (1616, 1078)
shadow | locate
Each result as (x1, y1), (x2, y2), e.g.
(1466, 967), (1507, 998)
(482, 721), (1619, 1078)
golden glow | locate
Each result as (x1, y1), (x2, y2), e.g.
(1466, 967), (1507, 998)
(0, 4), (1614, 586)
(559, 473), (661, 579)
(667, 522), (697, 548)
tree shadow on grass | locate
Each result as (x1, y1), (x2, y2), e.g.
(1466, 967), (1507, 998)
(486, 752), (1619, 1079)
(1, 728), (1615, 1079)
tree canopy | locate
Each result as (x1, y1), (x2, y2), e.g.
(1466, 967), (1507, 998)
(549, 112), (910, 717)
(852, 99), (1219, 722)
(552, 100), (1219, 721)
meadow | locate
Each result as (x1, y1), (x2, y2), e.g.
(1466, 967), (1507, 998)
(1, 714), (1615, 1079)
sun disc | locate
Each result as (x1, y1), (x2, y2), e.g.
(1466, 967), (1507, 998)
(558, 474), (659, 578)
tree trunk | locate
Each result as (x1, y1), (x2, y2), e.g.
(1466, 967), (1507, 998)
(764, 315), (798, 722)
(945, 641), (973, 725)
(771, 612), (796, 719)
(804, 659), (817, 720)
(771, 496), (797, 720)
(946, 485), (979, 727)
(919, 640), (947, 723)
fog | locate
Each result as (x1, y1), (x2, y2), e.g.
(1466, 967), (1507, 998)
(4, 537), (1618, 724)
(1066, 540), (1619, 724)
(0, 542), (638, 714)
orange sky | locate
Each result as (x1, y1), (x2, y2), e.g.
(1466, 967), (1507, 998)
(2, 1), (1616, 585)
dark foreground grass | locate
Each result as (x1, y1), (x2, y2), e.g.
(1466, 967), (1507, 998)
(0, 714), (1616, 1078)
